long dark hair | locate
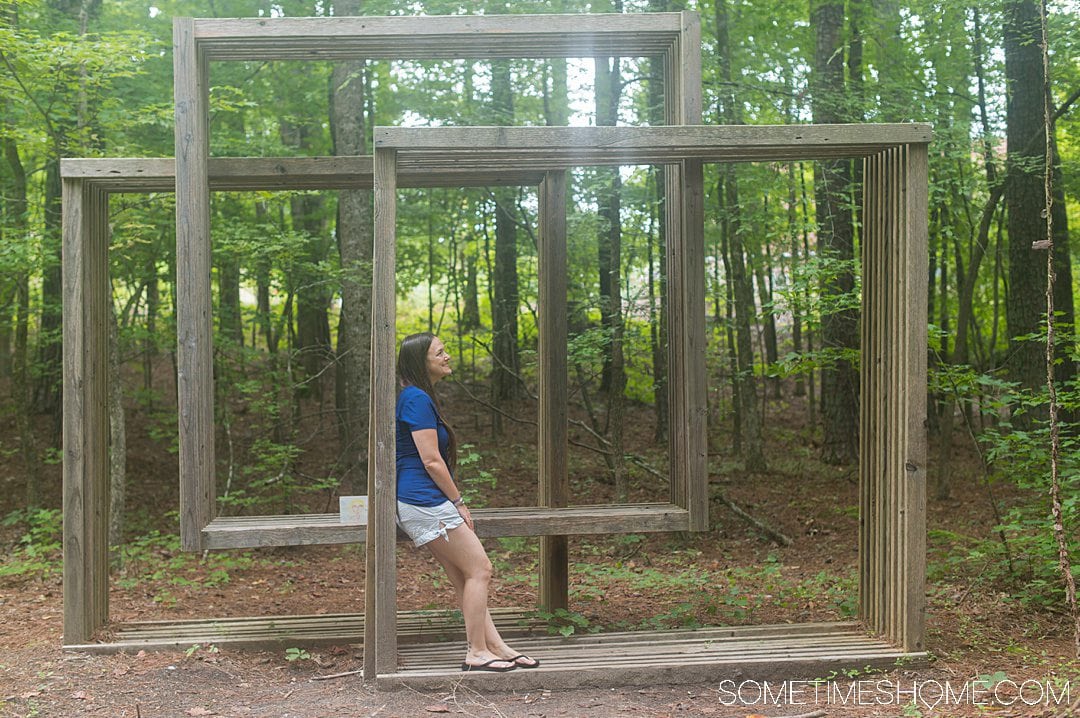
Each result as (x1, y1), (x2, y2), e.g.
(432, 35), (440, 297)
(397, 332), (457, 472)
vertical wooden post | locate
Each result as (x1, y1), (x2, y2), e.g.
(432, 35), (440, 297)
(174, 17), (214, 552)
(682, 159), (709, 531)
(858, 152), (880, 627)
(901, 143), (928, 652)
(664, 162), (687, 511)
(368, 146), (399, 678)
(538, 171), (569, 611)
(664, 12), (705, 524)
(677, 11), (704, 125)
(62, 179), (110, 643)
(887, 146), (902, 641)
(860, 143), (927, 653)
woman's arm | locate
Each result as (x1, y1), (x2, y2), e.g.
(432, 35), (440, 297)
(411, 428), (473, 530)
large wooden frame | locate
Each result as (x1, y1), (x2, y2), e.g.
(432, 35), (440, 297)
(368, 124), (930, 677)
(62, 10), (928, 687)
(172, 12), (703, 555)
(61, 122), (929, 680)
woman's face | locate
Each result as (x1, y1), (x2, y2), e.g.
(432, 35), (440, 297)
(426, 337), (452, 384)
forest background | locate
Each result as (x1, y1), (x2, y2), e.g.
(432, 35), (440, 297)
(2, 0), (1080, 711)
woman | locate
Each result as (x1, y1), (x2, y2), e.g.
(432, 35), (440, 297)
(395, 332), (540, 672)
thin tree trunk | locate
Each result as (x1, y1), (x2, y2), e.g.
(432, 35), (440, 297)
(0, 285), (11, 379)
(645, 17), (669, 445)
(491, 59), (519, 407)
(717, 0), (766, 471)
(108, 302), (126, 552)
(594, 48), (628, 497)
(330, 2), (373, 494)
(787, 162), (805, 398)
(811, 0), (859, 464)
(755, 197), (780, 399)
(718, 201), (742, 455)
(281, 119), (332, 401)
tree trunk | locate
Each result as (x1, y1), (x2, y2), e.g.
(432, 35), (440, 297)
(218, 253), (243, 350)
(787, 162), (805, 398)
(754, 202), (780, 400)
(2, 114), (41, 508)
(1004, 0), (1052, 398)
(811, 0), (859, 464)
(645, 6), (668, 444)
(35, 158), (63, 431)
(491, 59), (519, 406)
(716, 0), (766, 472)
(594, 50), (628, 498)
(108, 302), (127, 551)
(281, 120), (332, 400)
(330, 0), (373, 495)
(0, 285), (11, 379)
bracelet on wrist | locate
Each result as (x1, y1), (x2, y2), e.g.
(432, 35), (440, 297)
(452, 496), (465, 507)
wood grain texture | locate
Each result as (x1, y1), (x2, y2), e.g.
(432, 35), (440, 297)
(664, 163), (686, 510)
(902, 143), (929, 653)
(62, 178), (110, 643)
(65, 608), (546, 653)
(376, 124), (933, 152)
(681, 160), (708, 532)
(60, 156), (543, 191)
(174, 17), (214, 552)
(189, 13), (687, 60)
(382, 622), (927, 690)
(200, 504), (691, 549)
(538, 171), (569, 611)
(371, 147), (399, 675)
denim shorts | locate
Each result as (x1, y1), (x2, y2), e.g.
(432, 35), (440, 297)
(396, 500), (465, 547)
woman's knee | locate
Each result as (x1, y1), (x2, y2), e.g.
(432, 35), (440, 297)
(464, 555), (493, 584)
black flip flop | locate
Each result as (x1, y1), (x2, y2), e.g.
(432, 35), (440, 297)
(460, 658), (517, 672)
(507, 654), (540, 669)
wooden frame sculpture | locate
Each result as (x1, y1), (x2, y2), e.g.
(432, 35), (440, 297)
(61, 10), (929, 690)
(171, 11), (702, 555)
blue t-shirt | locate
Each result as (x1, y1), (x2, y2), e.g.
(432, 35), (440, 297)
(396, 385), (452, 506)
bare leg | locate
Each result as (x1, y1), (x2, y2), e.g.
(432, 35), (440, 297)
(424, 524), (515, 669)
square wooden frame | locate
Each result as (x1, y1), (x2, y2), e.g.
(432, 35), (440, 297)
(171, 12), (703, 554)
(367, 123), (931, 675)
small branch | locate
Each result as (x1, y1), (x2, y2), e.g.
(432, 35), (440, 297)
(715, 490), (793, 547)
(312, 669), (363, 681)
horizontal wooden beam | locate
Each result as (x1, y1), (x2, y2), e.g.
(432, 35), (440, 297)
(189, 14), (685, 60)
(63, 608), (546, 654)
(201, 503), (690, 549)
(60, 157), (543, 192)
(375, 124), (933, 167)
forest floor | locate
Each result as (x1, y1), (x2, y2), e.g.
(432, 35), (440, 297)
(2, 374), (1079, 717)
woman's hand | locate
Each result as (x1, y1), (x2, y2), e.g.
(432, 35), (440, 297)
(456, 502), (474, 531)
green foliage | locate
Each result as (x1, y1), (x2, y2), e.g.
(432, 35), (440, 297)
(0, 509), (63, 578)
(284, 647), (311, 662)
(456, 443), (497, 506)
(112, 530), (270, 605)
(535, 607), (596, 637)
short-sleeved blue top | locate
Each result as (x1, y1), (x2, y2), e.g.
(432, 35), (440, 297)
(396, 385), (452, 506)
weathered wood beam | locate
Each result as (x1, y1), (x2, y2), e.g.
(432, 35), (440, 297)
(60, 157), (544, 191)
(189, 14), (686, 60)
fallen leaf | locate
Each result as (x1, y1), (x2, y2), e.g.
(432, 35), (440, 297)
(72, 691), (88, 700)
(425, 704), (450, 713)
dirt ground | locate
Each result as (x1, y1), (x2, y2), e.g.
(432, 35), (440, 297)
(3, 379), (1080, 717)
